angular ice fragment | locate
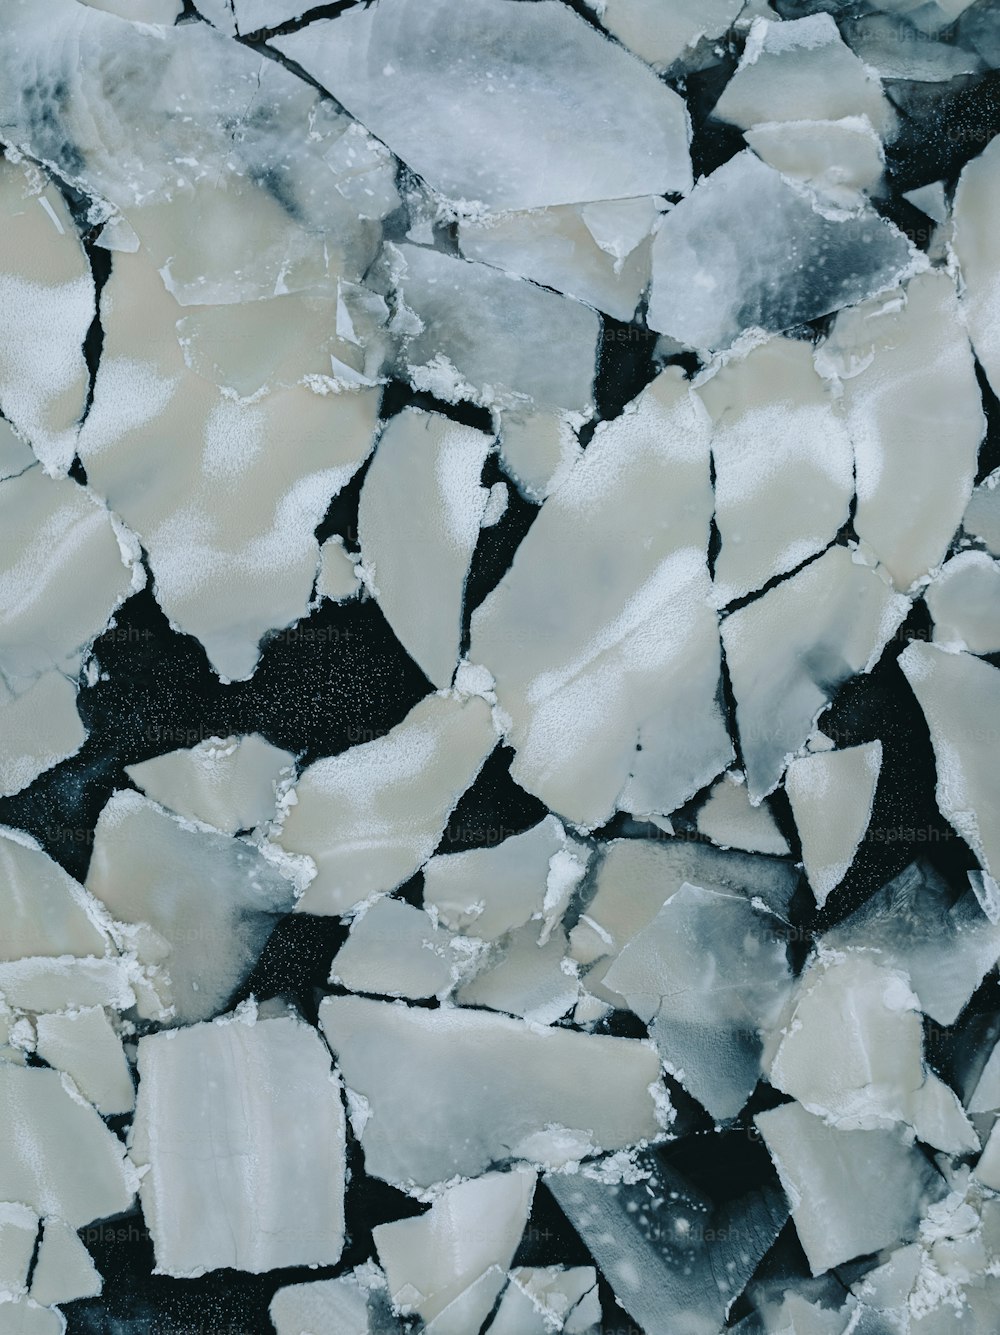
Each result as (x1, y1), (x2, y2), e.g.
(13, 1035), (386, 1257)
(712, 15), (893, 134)
(423, 817), (589, 942)
(648, 152), (918, 353)
(697, 336), (854, 605)
(389, 246), (600, 416)
(817, 272), (983, 590)
(0, 828), (109, 962)
(470, 369), (732, 829)
(498, 411), (581, 504)
(905, 181), (949, 225)
(969, 1039), (1000, 1112)
(487, 1267), (599, 1335)
(899, 643), (1000, 878)
(374, 1170), (535, 1331)
(842, 12), (984, 81)
(459, 200), (658, 323)
(456, 924), (580, 1026)
(0, 420), (34, 482)
(34, 1008), (134, 1117)
(0, 1297), (64, 1334)
(125, 735), (294, 836)
(602, 883), (792, 1119)
(0, 674), (87, 798)
(954, 134), (1000, 398)
(270, 1273), (375, 1335)
(963, 469), (1000, 556)
(696, 774), (790, 856)
(547, 1153), (788, 1334)
(755, 1101), (942, 1275)
(926, 552), (1000, 654)
(317, 536), (362, 604)
(319, 996), (665, 1188)
(276, 693), (496, 916)
(722, 545), (908, 802)
(0, 1203), (38, 1296)
(766, 952), (978, 1153)
(30, 1219), (102, 1306)
(131, 1012), (346, 1277)
(743, 116), (885, 210)
(86, 790), (296, 1024)
(330, 899), (463, 1001)
(0, 957), (135, 1016)
(0, 159), (93, 475)
(975, 1121), (1000, 1190)
(359, 409), (492, 688)
(0, 1065), (134, 1228)
(78, 250), (379, 680)
(595, 0), (742, 70)
(272, 0), (692, 210)
(824, 861), (1000, 1027)
(785, 742), (882, 908)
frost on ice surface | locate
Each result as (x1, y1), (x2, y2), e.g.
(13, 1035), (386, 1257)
(131, 1013), (346, 1277)
(125, 734), (294, 836)
(697, 336), (854, 605)
(785, 741), (882, 908)
(319, 995), (665, 1188)
(30, 1219), (102, 1307)
(756, 1100), (943, 1276)
(270, 1273), (376, 1335)
(925, 552), (1000, 654)
(272, 0), (692, 211)
(359, 408), (492, 689)
(456, 923), (580, 1026)
(374, 1169), (535, 1331)
(316, 535), (363, 605)
(0, 674), (87, 799)
(647, 151), (918, 353)
(696, 773), (789, 857)
(722, 544), (908, 802)
(470, 369), (732, 829)
(275, 692), (496, 915)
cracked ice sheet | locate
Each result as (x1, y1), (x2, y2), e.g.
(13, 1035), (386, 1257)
(319, 995), (666, 1189)
(78, 248), (379, 680)
(469, 368), (732, 830)
(130, 1010), (346, 1277)
(722, 543), (909, 803)
(275, 692), (497, 915)
(272, 0), (692, 212)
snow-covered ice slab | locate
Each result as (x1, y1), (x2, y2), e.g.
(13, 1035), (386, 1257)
(131, 1011), (346, 1277)
(275, 692), (496, 915)
(722, 544), (908, 802)
(319, 995), (666, 1188)
(470, 368), (732, 829)
(926, 552), (1000, 654)
(273, 0), (692, 211)
(648, 151), (918, 352)
(756, 1100), (943, 1275)
(359, 408), (492, 689)
(547, 1155), (788, 1334)
(785, 741), (882, 908)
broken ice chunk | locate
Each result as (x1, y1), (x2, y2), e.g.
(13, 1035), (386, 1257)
(975, 1121), (1000, 1191)
(963, 469), (1000, 556)
(766, 952), (978, 1154)
(86, 790), (296, 1024)
(648, 151), (918, 353)
(722, 544), (908, 802)
(817, 272), (984, 590)
(470, 368), (732, 829)
(270, 1273), (377, 1335)
(0, 1064), (134, 1228)
(0, 957), (135, 1016)
(30, 1219), (102, 1307)
(316, 536), (362, 604)
(0, 674), (87, 798)
(125, 735), (294, 836)
(824, 861), (1000, 1028)
(0, 1203), (38, 1296)
(712, 15), (893, 135)
(926, 552), (1000, 655)
(423, 817), (589, 942)
(459, 200), (657, 323)
(595, 0), (742, 70)
(497, 411), (581, 504)
(374, 1170), (535, 1331)
(131, 1011), (346, 1277)
(697, 336), (854, 605)
(843, 11), (983, 81)
(696, 774), (790, 856)
(330, 899), (464, 1001)
(547, 1154), (788, 1334)
(954, 134), (1000, 399)
(785, 742), (882, 908)
(900, 643), (1000, 878)
(755, 1101), (942, 1275)
(319, 995), (665, 1188)
(602, 883), (792, 1119)
(969, 1039), (1000, 1113)
(276, 693), (496, 916)
(34, 1008), (134, 1117)
(456, 924), (580, 1026)
(0, 827), (109, 962)
(0, 158), (93, 475)
(0, 419), (34, 481)
(359, 409), (492, 688)
(743, 116), (885, 211)
(488, 1267), (599, 1335)
(78, 249), (380, 680)
(0, 1296), (64, 1334)
(388, 245), (600, 416)
(272, 0), (692, 211)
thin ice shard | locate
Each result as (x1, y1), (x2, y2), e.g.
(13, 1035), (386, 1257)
(130, 1011), (346, 1277)
(696, 774), (790, 856)
(272, 0), (692, 210)
(30, 1219), (102, 1307)
(925, 552), (1000, 654)
(487, 1267), (600, 1335)
(785, 741), (882, 908)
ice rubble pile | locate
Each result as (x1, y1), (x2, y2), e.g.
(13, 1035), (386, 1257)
(1, 0), (1000, 1330)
